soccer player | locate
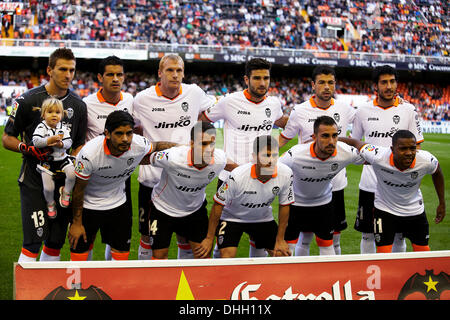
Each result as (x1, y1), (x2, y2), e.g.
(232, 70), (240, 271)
(67, 111), (175, 260)
(278, 116), (363, 256)
(339, 130), (445, 252)
(196, 135), (294, 259)
(148, 121), (231, 259)
(132, 54), (216, 259)
(352, 65), (424, 254)
(199, 57), (288, 257)
(83, 56), (134, 260)
(278, 66), (356, 255)
(84, 55), (134, 141)
(2, 48), (87, 262)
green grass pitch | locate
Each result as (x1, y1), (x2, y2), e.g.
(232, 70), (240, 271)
(0, 127), (449, 299)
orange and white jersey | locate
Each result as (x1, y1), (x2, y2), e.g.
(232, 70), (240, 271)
(74, 134), (153, 210)
(132, 83), (216, 187)
(203, 90), (284, 181)
(280, 96), (356, 190)
(150, 145), (227, 217)
(359, 144), (439, 217)
(83, 89), (134, 141)
(279, 141), (364, 207)
(352, 96), (424, 192)
(214, 162), (294, 223)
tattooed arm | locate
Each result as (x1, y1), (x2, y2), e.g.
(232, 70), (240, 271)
(67, 177), (89, 249)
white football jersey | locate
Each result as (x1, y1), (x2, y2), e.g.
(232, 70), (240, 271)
(151, 146), (227, 217)
(359, 144), (439, 217)
(132, 83), (216, 187)
(214, 162), (294, 223)
(352, 96), (424, 192)
(83, 90), (134, 141)
(74, 134), (153, 210)
(203, 89), (284, 181)
(280, 96), (356, 190)
(32, 120), (72, 161)
(279, 141), (364, 207)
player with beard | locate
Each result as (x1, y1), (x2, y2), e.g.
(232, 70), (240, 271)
(83, 56), (134, 260)
(352, 65), (424, 254)
(199, 58), (288, 257)
(278, 66), (356, 255)
(279, 116), (364, 256)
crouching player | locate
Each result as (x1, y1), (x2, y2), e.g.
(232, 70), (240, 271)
(195, 135), (294, 258)
(67, 110), (175, 260)
(148, 121), (235, 259)
(340, 130), (446, 252)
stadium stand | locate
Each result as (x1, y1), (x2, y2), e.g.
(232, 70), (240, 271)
(5, 0), (449, 57)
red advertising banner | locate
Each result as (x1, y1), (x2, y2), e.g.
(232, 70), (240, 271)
(14, 251), (450, 300)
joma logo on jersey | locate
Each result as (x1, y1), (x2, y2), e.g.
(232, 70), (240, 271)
(241, 200), (272, 209)
(239, 123), (272, 131)
(237, 110), (251, 115)
(155, 117), (191, 129)
(368, 128), (398, 138)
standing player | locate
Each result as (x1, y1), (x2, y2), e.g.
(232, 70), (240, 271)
(196, 135), (293, 259)
(2, 48), (87, 262)
(278, 66), (356, 255)
(279, 116), (363, 256)
(352, 65), (424, 254)
(199, 58), (288, 257)
(67, 111), (175, 260)
(340, 130), (445, 252)
(83, 56), (134, 260)
(148, 121), (230, 259)
(132, 54), (216, 259)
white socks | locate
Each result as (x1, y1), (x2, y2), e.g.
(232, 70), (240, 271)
(138, 239), (152, 260)
(295, 232), (313, 256)
(360, 233), (376, 254)
(249, 240), (267, 257)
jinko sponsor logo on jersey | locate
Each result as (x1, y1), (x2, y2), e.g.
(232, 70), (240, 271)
(155, 116), (191, 129)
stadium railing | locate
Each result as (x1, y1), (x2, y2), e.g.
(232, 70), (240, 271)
(2, 39), (449, 67)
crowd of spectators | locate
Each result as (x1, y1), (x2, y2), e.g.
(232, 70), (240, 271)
(1, 68), (449, 122)
(7, 0), (449, 58)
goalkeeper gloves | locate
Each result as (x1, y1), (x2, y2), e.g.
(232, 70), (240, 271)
(19, 143), (53, 161)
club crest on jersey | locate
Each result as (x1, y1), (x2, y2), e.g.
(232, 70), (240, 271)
(393, 115), (400, 124)
(265, 108), (271, 118)
(127, 158), (134, 166)
(410, 171), (418, 180)
(208, 171), (215, 180)
(331, 163), (339, 171)
(333, 113), (340, 122)
(66, 108), (74, 119)
(181, 102), (189, 112)
(272, 186), (280, 195)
